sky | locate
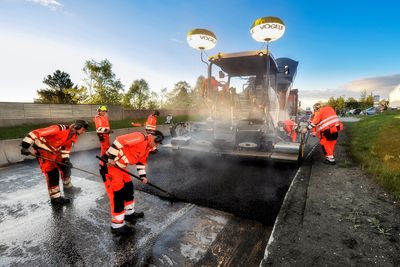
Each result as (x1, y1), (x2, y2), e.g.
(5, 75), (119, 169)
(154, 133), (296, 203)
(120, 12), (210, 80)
(1, 0), (400, 108)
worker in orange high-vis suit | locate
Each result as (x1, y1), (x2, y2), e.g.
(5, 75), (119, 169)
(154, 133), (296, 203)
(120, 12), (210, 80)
(99, 132), (163, 235)
(145, 110), (159, 135)
(283, 116), (298, 142)
(302, 103), (343, 164)
(20, 120), (88, 205)
(94, 105), (111, 155)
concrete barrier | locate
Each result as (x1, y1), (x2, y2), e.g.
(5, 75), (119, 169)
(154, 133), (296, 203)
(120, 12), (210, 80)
(0, 125), (171, 167)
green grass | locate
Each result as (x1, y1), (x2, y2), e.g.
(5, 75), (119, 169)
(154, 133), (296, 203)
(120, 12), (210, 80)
(346, 110), (400, 200)
(0, 115), (204, 140)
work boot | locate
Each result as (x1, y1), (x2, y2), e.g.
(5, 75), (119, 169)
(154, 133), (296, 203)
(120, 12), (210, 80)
(125, 212), (144, 222)
(322, 158), (336, 165)
(110, 225), (134, 235)
(63, 186), (82, 194)
(50, 196), (71, 205)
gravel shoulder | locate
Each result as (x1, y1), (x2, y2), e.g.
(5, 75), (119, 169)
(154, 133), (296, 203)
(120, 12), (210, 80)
(263, 129), (400, 266)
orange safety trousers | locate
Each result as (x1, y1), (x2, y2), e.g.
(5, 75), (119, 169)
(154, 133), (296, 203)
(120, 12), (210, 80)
(319, 128), (339, 158)
(99, 134), (110, 156)
(36, 149), (67, 198)
(103, 165), (135, 227)
(283, 120), (297, 142)
(319, 136), (336, 158)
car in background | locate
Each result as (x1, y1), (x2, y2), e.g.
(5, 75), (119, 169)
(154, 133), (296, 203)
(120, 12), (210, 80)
(347, 108), (362, 115)
(360, 107), (378, 115)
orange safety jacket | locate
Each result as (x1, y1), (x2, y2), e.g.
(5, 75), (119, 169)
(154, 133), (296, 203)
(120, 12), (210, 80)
(106, 132), (153, 176)
(22, 124), (78, 159)
(283, 119), (297, 142)
(310, 112), (318, 137)
(145, 114), (157, 131)
(94, 114), (110, 134)
(308, 106), (341, 133)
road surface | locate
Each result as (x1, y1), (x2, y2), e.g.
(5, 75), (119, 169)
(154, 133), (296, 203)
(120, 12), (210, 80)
(0, 143), (300, 266)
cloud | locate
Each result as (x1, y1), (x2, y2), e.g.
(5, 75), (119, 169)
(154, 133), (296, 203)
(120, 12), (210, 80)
(341, 73), (400, 97)
(170, 38), (183, 44)
(298, 74), (400, 108)
(26, 0), (62, 10)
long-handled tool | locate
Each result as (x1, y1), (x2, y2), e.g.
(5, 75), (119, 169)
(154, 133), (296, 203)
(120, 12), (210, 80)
(31, 152), (103, 178)
(96, 156), (179, 201)
(28, 152), (180, 202)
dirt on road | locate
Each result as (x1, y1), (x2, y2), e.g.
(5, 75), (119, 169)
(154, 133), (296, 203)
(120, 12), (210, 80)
(263, 130), (400, 266)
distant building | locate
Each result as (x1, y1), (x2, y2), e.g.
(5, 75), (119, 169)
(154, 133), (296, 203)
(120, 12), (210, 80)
(389, 84), (400, 108)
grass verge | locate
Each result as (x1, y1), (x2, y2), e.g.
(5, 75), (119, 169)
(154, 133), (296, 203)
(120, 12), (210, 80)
(346, 110), (400, 200)
(0, 115), (203, 140)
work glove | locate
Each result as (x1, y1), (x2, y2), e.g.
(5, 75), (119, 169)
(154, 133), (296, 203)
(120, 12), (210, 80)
(97, 133), (104, 142)
(99, 153), (109, 163)
(99, 164), (108, 182)
(62, 158), (73, 169)
(21, 147), (31, 156)
(141, 176), (148, 184)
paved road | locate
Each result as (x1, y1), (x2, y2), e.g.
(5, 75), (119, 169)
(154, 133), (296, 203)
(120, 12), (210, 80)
(0, 142), (302, 266)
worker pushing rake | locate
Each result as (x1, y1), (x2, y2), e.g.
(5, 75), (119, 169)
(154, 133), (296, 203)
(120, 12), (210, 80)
(97, 131), (175, 234)
(20, 120), (89, 205)
(20, 122), (177, 235)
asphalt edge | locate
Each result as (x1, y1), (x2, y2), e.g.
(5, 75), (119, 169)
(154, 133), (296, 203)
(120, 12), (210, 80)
(260, 142), (319, 266)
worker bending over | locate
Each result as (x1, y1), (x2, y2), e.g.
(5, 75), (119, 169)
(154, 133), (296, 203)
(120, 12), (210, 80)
(99, 132), (163, 235)
(283, 116), (298, 142)
(20, 120), (88, 204)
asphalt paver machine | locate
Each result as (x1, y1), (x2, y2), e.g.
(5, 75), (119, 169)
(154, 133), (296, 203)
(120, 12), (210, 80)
(169, 49), (305, 163)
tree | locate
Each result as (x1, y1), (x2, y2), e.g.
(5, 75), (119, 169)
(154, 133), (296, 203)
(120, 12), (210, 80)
(359, 89), (367, 103)
(147, 91), (159, 109)
(327, 96), (337, 110)
(159, 87), (168, 108)
(123, 79), (151, 109)
(35, 70), (80, 104)
(336, 96), (346, 111)
(345, 97), (360, 109)
(164, 81), (192, 108)
(65, 86), (89, 104)
(193, 75), (206, 96)
(83, 59), (124, 104)
(327, 96), (345, 114)
(191, 75), (206, 108)
(365, 93), (374, 107)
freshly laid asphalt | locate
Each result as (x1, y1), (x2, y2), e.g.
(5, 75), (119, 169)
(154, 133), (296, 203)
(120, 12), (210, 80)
(0, 139), (310, 266)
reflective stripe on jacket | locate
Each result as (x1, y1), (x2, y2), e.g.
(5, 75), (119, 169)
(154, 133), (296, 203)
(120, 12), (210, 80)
(309, 106), (340, 132)
(94, 114), (110, 133)
(106, 132), (152, 175)
(22, 124), (78, 158)
(145, 115), (157, 131)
